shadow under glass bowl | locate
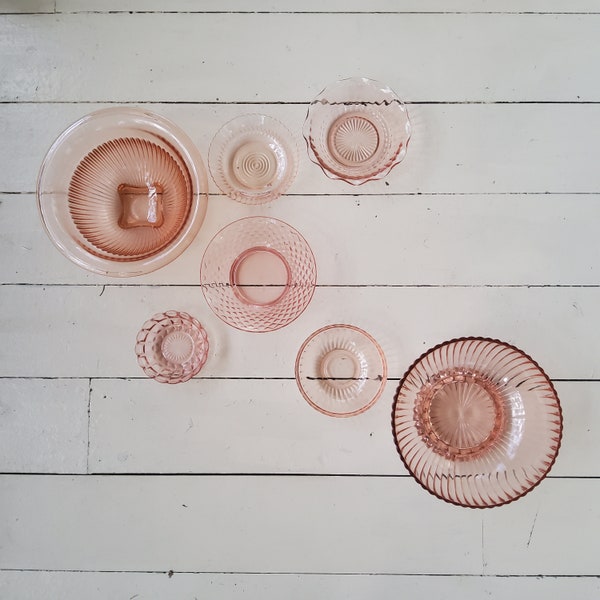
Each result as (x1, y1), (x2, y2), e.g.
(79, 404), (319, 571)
(295, 324), (388, 417)
(393, 337), (563, 508)
(209, 114), (298, 204)
(37, 107), (208, 276)
(200, 216), (317, 333)
(303, 77), (411, 185)
(136, 311), (209, 384)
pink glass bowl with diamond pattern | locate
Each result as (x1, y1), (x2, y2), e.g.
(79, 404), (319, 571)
(393, 337), (562, 508)
(200, 217), (316, 333)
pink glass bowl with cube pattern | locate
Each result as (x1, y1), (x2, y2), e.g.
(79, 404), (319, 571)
(136, 311), (209, 384)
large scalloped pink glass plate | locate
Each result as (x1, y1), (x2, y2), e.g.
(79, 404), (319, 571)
(393, 337), (562, 508)
(295, 324), (387, 417)
(136, 311), (209, 384)
(200, 217), (316, 333)
(37, 107), (208, 276)
(303, 77), (411, 185)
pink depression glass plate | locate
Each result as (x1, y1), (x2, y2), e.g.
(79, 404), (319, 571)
(209, 114), (298, 204)
(200, 217), (316, 333)
(295, 324), (387, 417)
(37, 108), (208, 276)
(303, 77), (411, 185)
(393, 337), (562, 508)
(136, 311), (209, 384)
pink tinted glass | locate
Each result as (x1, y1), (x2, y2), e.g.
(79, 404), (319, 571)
(393, 337), (562, 508)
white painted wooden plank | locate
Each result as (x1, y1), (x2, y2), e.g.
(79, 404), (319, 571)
(0, 379), (88, 473)
(1, 571), (599, 600)
(1, 476), (597, 574)
(0, 474), (481, 573)
(88, 378), (398, 475)
(3, 103), (600, 196)
(88, 380), (597, 477)
(2, 14), (600, 102)
(53, 0), (600, 14)
(3, 192), (599, 287)
(0, 285), (597, 379)
(483, 480), (600, 575)
(0, 0), (53, 13)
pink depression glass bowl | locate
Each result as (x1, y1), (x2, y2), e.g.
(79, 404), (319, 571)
(303, 77), (411, 185)
(209, 114), (298, 204)
(295, 324), (387, 417)
(37, 107), (208, 276)
(200, 217), (316, 333)
(136, 311), (209, 384)
(393, 337), (562, 508)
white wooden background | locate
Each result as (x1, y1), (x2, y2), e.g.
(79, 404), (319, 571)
(1, 1), (600, 598)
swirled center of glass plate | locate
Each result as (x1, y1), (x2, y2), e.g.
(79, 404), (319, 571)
(230, 246), (291, 306)
(232, 141), (278, 190)
(415, 370), (506, 460)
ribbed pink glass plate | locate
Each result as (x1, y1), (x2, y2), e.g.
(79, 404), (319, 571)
(200, 217), (316, 332)
(393, 337), (562, 508)
(295, 324), (387, 417)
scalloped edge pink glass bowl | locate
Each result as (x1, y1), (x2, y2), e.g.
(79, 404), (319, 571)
(209, 114), (298, 204)
(303, 77), (411, 185)
(200, 217), (317, 333)
(393, 337), (562, 508)
(295, 324), (388, 417)
(37, 107), (208, 276)
(136, 311), (209, 384)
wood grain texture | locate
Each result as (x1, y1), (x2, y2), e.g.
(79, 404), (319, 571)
(2, 14), (600, 102)
(0, 285), (597, 379)
(1, 571), (599, 600)
(0, 379), (89, 473)
(4, 103), (600, 196)
(0, 474), (484, 574)
(86, 379), (596, 477)
(1, 5), (599, 592)
(2, 192), (599, 286)
(1, 475), (598, 575)
(52, 0), (600, 14)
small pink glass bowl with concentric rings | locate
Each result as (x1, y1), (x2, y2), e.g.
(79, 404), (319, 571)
(209, 114), (298, 204)
(295, 324), (388, 417)
(303, 77), (411, 185)
(37, 107), (208, 276)
(136, 311), (209, 384)
(393, 337), (562, 508)
(200, 217), (316, 333)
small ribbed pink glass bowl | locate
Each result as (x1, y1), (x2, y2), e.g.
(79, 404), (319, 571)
(393, 337), (563, 508)
(200, 217), (316, 333)
(295, 324), (388, 417)
(209, 114), (298, 204)
(136, 311), (209, 384)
